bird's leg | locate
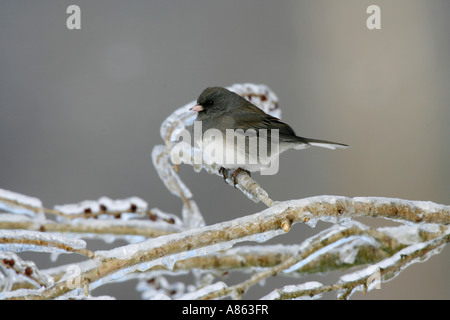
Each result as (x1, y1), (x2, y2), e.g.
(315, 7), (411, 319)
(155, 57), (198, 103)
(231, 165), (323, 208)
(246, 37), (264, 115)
(230, 168), (251, 188)
(218, 167), (228, 183)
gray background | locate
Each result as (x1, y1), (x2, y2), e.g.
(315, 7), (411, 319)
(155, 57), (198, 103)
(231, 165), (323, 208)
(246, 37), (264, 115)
(0, 0), (448, 299)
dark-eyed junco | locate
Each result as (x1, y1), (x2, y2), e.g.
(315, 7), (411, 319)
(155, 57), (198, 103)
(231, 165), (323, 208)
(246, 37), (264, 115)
(190, 87), (348, 183)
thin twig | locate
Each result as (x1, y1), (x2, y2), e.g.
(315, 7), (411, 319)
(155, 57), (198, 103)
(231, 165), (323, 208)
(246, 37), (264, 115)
(0, 216), (180, 238)
(0, 234), (94, 258)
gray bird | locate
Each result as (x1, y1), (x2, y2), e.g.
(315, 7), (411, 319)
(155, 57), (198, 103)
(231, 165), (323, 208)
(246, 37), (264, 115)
(190, 87), (348, 184)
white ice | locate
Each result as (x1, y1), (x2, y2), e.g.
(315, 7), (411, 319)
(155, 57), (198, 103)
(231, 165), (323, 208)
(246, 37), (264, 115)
(260, 281), (323, 300)
(178, 281), (227, 300)
(152, 145), (193, 200)
(0, 251), (53, 287)
(337, 234), (447, 299)
(0, 188), (42, 216)
(0, 229), (87, 253)
(54, 196), (148, 216)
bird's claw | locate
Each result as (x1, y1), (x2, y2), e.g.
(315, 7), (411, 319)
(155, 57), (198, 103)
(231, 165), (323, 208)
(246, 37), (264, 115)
(219, 167), (228, 183)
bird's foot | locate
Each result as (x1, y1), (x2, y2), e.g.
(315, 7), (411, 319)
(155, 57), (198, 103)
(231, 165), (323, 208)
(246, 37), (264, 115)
(219, 167), (228, 183)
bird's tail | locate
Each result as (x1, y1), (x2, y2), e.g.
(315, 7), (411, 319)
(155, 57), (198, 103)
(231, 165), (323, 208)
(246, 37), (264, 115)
(299, 137), (349, 150)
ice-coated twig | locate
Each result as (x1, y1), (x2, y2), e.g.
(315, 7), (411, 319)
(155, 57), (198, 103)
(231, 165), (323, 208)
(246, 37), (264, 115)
(137, 275), (187, 299)
(336, 233), (449, 299)
(178, 282), (228, 300)
(199, 256), (297, 300)
(0, 230), (94, 258)
(219, 169), (274, 207)
(0, 188), (43, 217)
(260, 281), (324, 300)
(0, 252), (53, 289)
(0, 192), (185, 241)
(258, 233), (449, 300)
(0, 191), (184, 230)
(152, 145), (205, 228)
(54, 196), (147, 219)
(0, 214), (180, 242)
(52, 196), (183, 227)
(196, 221), (450, 300)
(277, 196), (450, 225)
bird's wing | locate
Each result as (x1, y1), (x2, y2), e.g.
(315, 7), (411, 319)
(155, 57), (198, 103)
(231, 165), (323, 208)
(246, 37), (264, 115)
(227, 104), (300, 143)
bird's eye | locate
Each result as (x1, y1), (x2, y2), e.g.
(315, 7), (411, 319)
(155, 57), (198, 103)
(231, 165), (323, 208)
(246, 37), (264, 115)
(206, 100), (214, 106)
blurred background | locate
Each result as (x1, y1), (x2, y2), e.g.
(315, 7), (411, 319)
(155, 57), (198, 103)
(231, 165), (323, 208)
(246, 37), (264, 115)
(0, 0), (448, 299)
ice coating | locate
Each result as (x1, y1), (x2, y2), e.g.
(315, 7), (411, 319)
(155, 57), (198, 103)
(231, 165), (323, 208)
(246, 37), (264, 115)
(283, 235), (371, 274)
(95, 215), (285, 263)
(0, 230), (86, 249)
(0, 251), (53, 287)
(0, 230), (87, 255)
(0, 188), (43, 216)
(0, 287), (46, 300)
(54, 196), (148, 216)
(353, 196), (449, 214)
(377, 223), (441, 245)
(260, 281), (323, 300)
(178, 281), (227, 300)
(337, 234), (447, 299)
(152, 145), (193, 200)
(182, 200), (205, 229)
(136, 276), (186, 299)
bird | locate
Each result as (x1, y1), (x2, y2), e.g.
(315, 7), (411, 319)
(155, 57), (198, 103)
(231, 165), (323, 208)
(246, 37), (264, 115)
(189, 87), (348, 185)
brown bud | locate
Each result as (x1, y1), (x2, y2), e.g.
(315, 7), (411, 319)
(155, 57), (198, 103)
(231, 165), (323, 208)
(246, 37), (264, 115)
(25, 266), (33, 276)
(281, 218), (292, 232)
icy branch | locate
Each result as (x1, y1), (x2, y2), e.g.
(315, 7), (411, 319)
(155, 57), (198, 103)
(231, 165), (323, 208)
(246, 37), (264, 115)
(0, 230), (93, 258)
(0, 188), (43, 217)
(0, 252), (53, 289)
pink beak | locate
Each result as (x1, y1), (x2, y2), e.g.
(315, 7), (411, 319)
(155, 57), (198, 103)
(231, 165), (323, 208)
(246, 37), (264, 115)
(189, 104), (204, 112)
